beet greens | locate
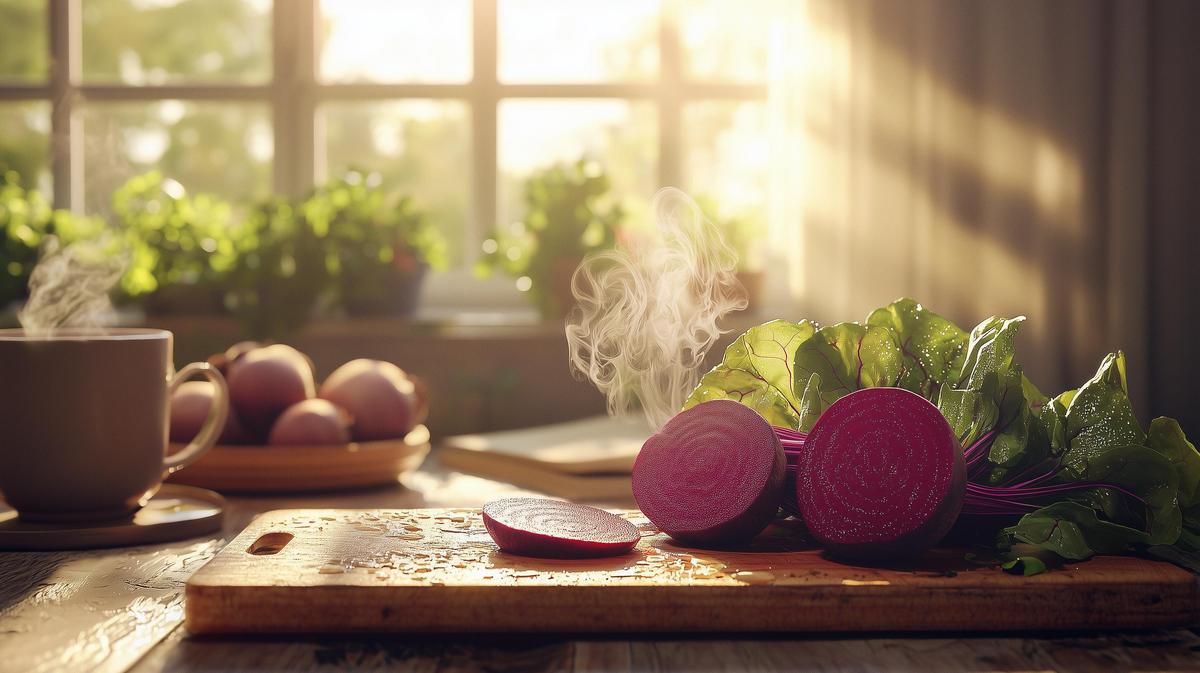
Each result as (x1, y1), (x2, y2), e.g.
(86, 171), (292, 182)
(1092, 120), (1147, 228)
(687, 298), (1200, 572)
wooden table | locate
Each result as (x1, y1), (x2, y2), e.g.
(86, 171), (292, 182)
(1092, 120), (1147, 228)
(3, 460), (1199, 673)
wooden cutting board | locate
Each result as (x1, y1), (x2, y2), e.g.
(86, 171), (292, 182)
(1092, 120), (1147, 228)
(186, 508), (1199, 635)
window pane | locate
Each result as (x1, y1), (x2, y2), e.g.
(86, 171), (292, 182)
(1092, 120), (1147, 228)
(679, 0), (771, 82)
(498, 100), (657, 232)
(0, 102), (51, 193)
(82, 0), (271, 83)
(322, 100), (471, 265)
(0, 0), (48, 82)
(499, 0), (659, 83)
(683, 101), (769, 269)
(319, 0), (471, 83)
(82, 102), (272, 212)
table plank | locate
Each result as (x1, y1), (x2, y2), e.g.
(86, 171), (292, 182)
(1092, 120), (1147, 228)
(5, 461), (1200, 673)
(127, 630), (1200, 673)
(0, 541), (219, 673)
(0, 462), (534, 673)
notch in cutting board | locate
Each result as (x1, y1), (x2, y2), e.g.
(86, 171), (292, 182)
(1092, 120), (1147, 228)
(247, 532), (294, 555)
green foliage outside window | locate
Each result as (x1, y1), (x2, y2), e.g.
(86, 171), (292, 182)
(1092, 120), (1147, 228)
(0, 172), (107, 309)
(301, 169), (447, 315)
(478, 160), (625, 317)
(1, 168), (448, 337)
(110, 171), (243, 302)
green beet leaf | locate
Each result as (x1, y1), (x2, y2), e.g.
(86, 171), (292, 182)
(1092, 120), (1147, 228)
(796, 372), (826, 432)
(1064, 443), (1180, 545)
(957, 316), (1025, 391)
(1147, 417), (1200, 550)
(1004, 501), (1151, 561)
(683, 319), (816, 428)
(865, 298), (969, 400)
(1002, 555), (1049, 576)
(937, 314), (1041, 482)
(1147, 417), (1200, 507)
(1061, 352), (1146, 468)
(936, 373), (1000, 448)
(791, 322), (904, 406)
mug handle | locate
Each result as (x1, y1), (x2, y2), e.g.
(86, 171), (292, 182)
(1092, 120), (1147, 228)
(164, 362), (230, 475)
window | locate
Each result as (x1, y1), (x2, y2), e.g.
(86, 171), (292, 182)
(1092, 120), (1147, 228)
(0, 0), (768, 299)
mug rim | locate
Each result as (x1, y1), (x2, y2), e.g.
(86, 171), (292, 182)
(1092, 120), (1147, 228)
(0, 327), (170, 342)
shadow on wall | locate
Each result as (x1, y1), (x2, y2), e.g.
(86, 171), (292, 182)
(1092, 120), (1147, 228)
(774, 0), (1200, 432)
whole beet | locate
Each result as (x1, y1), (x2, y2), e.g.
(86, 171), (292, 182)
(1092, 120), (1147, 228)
(319, 359), (422, 441)
(268, 399), (353, 446)
(207, 340), (263, 377)
(169, 380), (253, 445)
(227, 344), (315, 435)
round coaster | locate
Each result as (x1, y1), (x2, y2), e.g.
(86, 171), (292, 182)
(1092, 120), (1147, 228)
(0, 484), (225, 551)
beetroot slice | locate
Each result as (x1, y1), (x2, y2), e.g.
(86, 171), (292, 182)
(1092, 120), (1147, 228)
(633, 399), (785, 546)
(482, 498), (639, 558)
(797, 387), (965, 561)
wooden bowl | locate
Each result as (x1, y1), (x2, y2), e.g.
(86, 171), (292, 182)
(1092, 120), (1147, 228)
(166, 425), (430, 494)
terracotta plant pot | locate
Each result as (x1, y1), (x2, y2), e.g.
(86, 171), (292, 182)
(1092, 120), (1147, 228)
(342, 258), (429, 317)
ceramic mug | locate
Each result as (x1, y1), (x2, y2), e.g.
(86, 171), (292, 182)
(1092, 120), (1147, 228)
(0, 328), (228, 522)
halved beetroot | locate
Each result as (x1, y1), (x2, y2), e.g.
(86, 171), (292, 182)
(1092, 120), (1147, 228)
(797, 387), (965, 562)
(483, 497), (639, 558)
(632, 399), (785, 546)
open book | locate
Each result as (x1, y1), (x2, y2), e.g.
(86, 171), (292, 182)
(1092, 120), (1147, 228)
(436, 415), (650, 502)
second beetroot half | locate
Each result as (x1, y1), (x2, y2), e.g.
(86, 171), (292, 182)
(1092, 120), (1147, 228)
(633, 399), (785, 546)
(797, 387), (965, 562)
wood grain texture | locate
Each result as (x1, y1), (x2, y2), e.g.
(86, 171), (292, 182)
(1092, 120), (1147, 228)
(0, 541), (220, 673)
(128, 628), (1200, 673)
(5, 465), (1200, 673)
(186, 508), (1200, 635)
(0, 466), (477, 673)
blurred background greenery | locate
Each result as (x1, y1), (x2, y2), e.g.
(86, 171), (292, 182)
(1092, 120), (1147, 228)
(0, 0), (769, 330)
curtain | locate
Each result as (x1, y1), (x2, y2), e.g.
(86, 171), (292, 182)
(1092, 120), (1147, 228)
(766, 0), (1152, 414)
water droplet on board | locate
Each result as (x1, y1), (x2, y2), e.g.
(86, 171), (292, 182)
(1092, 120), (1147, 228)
(318, 564), (345, 575)
(732, 570), (776, 585)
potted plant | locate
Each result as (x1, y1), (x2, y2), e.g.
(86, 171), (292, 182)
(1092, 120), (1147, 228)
(224, 196), (333, 339)
(301, 170), (446, 317)
(110, 171), (239, 314)
(477, 160), (624, 319)
(0, 172), (108, 323)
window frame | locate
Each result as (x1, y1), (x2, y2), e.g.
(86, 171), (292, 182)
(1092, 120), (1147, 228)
(0, 0), (767, 276)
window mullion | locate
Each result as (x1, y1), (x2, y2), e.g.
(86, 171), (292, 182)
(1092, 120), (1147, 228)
(272, 0), (317, 197)
(472, 0), (498, 263)
(658, 0), (683, 189)
(49, 0), (81, 212)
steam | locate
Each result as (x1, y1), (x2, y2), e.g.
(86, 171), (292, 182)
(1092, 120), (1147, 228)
(18, 235), (126, 336)
(566, 188), (746, 430)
